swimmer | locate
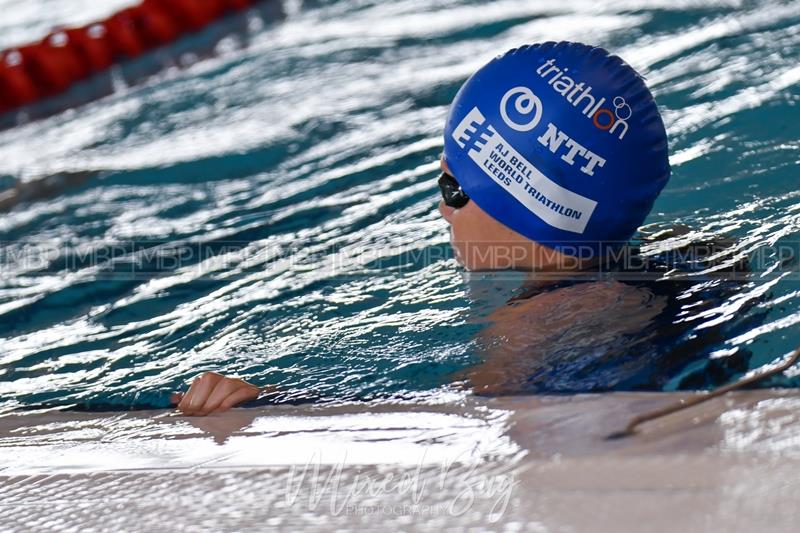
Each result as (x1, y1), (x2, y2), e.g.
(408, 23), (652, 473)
(171, 41), (675, 415)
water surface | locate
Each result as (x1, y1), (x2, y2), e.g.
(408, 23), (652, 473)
(1, 0), (799, 412)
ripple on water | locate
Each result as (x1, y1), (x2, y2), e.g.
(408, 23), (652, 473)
(0, 0), (798, 411)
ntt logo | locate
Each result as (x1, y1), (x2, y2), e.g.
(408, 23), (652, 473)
(536, 58), (631, 140)
(495, 85), (607, 178)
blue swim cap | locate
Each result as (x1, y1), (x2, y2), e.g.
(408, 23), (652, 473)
(443, 41), (670, 258)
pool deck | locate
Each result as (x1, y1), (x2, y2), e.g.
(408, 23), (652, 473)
(2, 389), (800, 531)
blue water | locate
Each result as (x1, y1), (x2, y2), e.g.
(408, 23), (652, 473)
(0, 0), (799, 412)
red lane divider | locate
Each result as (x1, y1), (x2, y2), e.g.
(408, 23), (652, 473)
(0, 0), (256, 113)
(149, 0), (225, 31)
(22, 37), (87, 96)
(65, 25), (115, 72)
(0, 52), (40, 112)
(138, 3), (184, 47)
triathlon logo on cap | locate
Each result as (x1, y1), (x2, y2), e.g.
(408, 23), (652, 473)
(536, 58), (631, 140)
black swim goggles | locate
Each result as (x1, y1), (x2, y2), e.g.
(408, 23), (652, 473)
(438, 171), (470, 208)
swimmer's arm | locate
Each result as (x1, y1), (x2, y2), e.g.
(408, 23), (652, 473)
(170, 371), (266, 416)
(464, 301), (548, 395)
(463, 281), (666, 395)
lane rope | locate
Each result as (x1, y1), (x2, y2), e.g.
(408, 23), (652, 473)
(0, 0), (259, 113)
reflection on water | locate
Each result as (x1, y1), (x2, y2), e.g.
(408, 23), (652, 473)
(0, 0), (799, 412)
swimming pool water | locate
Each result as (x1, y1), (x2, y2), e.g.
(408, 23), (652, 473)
(0, 0), (799, 412)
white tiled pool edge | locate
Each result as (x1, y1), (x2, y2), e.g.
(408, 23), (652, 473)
(2, 390), (800, 531)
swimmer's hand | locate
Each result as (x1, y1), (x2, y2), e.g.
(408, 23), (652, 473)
(170, 372), (263, 416)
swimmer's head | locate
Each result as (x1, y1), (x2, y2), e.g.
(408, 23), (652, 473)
(440, 41), (670, 270)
